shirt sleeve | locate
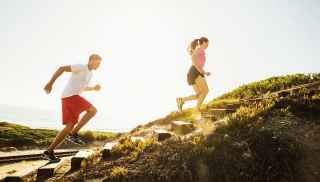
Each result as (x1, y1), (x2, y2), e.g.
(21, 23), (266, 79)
(71, 64), (86, 73)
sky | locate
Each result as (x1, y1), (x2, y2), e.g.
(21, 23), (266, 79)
(1, 0), (319, 131)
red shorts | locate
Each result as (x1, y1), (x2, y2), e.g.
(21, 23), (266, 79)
(61, 95), (92, 125)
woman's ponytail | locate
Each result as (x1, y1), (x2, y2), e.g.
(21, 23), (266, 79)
(187, 37), (209, 55)
(187, 39), (200, 55)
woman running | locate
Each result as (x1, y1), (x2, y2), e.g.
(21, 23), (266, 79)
(176, 37), (210, 113)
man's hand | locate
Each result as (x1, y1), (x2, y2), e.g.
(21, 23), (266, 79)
(44, 82), (53, 94)
(94, 84), (101, 91)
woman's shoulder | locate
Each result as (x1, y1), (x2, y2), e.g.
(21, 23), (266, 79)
(192, 47), (204, 55)
(197, 47), (205, 54)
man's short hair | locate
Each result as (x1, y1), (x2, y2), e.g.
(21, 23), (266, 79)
(89, 54), (102, 61)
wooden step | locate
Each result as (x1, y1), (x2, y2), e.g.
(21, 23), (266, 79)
(71, 149), (99, 170)
(4, 169), (34, 182)
(102, 142), (119, 159)
(37, 158), (68, 181)
(4, 161), (47, 182)
(130, 136), (145, 142)
(183, 128), (203, 139)
(171, 121), (195, 135)
(153, 129), (172, 141)
(208, 108), (235, 112)
(206, 108), (235, 115)
(202, 108), (235, 120)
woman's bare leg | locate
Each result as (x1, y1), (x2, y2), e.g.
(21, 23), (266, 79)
(181, 84), (201, 102)
(177, 82), (203, 112)
(195, 76), (209, 111)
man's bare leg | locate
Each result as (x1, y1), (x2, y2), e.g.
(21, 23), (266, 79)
(47, 123), (75, 152)
(70, 106), (97, 135)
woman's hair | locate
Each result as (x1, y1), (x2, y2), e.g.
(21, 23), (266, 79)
(187, 37), (209, 55)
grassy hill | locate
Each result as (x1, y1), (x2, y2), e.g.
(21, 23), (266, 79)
(0, 122), (118, 150)
(48, 73), (320, 182)
(2, 73), (320, 182)
(214, 73), (320, 100)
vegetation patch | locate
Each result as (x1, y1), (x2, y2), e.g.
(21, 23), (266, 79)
(0, 122), (117, 149)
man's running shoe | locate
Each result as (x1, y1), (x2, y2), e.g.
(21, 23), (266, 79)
(42, 150), (61, 163)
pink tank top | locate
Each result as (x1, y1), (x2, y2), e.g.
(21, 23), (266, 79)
(197, 48), (206, 68)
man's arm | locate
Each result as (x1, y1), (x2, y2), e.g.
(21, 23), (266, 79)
(82, 84), (101, 92)
(44, 66), (71, 94)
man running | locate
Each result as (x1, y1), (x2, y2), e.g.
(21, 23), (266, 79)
(42, 54), (102, 162)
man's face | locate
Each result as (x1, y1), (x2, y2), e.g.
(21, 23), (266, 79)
(89, 59), (101, 70)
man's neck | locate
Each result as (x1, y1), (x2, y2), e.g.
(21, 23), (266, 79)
(87, 64), (93, 71)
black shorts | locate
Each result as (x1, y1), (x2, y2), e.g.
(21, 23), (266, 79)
(187, 66), (204, 85)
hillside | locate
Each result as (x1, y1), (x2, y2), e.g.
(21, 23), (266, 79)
(0, 122), (118, 150)
(4, 73), (320, 182)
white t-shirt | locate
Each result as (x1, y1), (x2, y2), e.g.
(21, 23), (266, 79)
(62, 64), (93, 98)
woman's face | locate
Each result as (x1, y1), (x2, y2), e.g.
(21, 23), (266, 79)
(201, 41), (209, 49)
